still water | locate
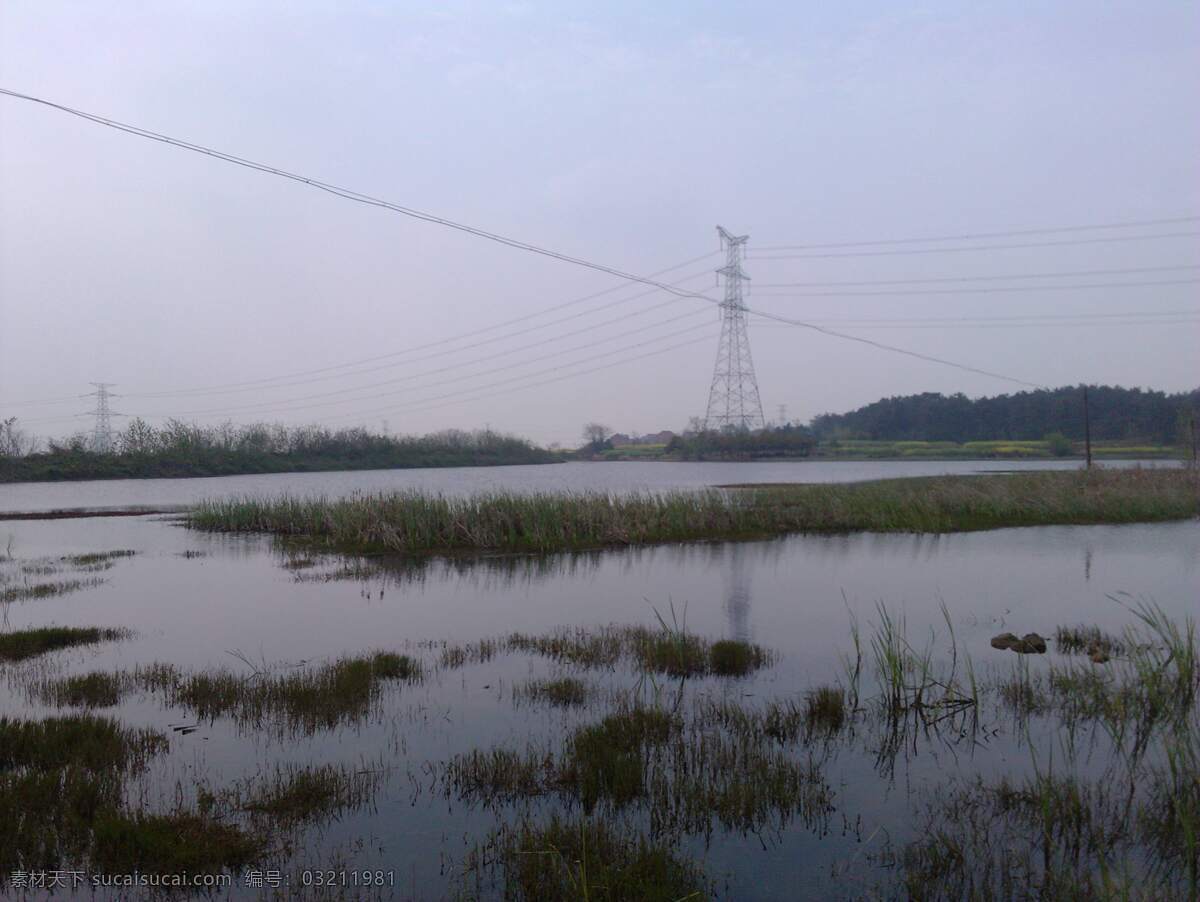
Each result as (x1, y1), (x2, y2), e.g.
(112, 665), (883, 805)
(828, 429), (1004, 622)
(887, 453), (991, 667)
(0, 486), (1195, 897)
(0, 457), (1172, 514)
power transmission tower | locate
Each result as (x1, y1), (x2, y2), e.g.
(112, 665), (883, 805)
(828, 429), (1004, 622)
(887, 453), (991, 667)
(86, 383), (120, 453)
(704, 226), (765, 431)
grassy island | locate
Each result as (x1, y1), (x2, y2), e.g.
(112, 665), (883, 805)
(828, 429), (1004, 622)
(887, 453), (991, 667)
(188, 467), (1199, 555)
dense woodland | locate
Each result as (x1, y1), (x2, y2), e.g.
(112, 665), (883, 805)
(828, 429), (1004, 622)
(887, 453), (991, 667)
(0, 419), (556, 483)
(809, 385), (1199, 444)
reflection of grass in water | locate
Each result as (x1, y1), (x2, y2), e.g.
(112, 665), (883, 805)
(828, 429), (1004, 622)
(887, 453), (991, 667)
(466, 814), (709, 901)
(0, 626), (129, 662)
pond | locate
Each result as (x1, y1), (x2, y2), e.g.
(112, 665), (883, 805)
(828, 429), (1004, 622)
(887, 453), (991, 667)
(0, 495), (1194, 898)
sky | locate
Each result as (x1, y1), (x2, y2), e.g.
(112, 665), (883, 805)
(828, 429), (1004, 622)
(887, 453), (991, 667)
(1, 1), (1197, 447)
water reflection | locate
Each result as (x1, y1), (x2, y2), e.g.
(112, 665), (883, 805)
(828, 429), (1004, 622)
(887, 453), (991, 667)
(724, 544), (752, 642)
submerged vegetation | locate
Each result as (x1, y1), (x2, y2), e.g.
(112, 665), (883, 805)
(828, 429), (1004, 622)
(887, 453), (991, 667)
(189, 469), (1200, 554)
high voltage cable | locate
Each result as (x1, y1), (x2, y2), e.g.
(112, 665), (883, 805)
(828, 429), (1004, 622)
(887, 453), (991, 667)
(752, 263), (1200, 287)
(752, 278), (1200, 298)
(743, 309), (1046, 388)
(756, 317), (1200, 331)
(749, 232), (1200, 260)
(123, 269), (715, 401)
(123, 254), (720, 397)
(322, 332), (722, 424)
(0, 86), (1139, 392)
(139, 321), (721, 422)
(759, 309), (1199, 324)
(0, 88), (719, 302)
(753, 216), (1200, 251)
(131, 311), (715, 418)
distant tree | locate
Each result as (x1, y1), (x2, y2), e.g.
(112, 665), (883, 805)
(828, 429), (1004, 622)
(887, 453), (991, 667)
(581, 423), (614, 450)
(0, 417), (37, 457)
(1044, 432), (1072, 457)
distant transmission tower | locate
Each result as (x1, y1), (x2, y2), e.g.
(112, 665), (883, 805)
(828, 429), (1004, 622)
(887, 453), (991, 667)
(86, 383), (120, 453)
(703, 226), (765, 431)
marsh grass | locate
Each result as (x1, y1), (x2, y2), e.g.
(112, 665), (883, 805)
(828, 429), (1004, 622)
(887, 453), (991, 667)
(240, 764), (381, 825)
(1056, 624), (1127, 656)
(465, 815), (709, 902)
(34, 653), (421, 732)
(0, 577), (104, 603)
(0, 626), (128, 662)
(505, 625), (771, 678)
(564, 709), (678, 809)
(40, 672), (125, 708)
(61, 550), (137, 568)
(91, 810), (265, 877)
(804, 686), (846, 735)
(517, 676), (591, 708)
(0, 715), (166, 773)
(189, 469), (1200, 554)
(175, 652), (422, 731)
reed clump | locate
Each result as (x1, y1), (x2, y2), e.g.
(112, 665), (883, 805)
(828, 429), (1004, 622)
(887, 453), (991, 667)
(0, 626), (129, 662)
(467, 814), (710, 902)
(188, 469), (1200, 553)
(240, 763), (381, 825)
(517, 676), (591, 708)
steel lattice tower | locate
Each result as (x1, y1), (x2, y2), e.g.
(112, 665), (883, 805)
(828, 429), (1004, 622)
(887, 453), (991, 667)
(703, 226), (765, 431)
(87, 382), (118, 453)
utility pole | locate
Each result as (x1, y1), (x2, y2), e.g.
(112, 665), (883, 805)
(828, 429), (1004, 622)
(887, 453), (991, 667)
(1082, 385), (1092, 470)
(704, 226), (765, 432)
(86, 383), (121, 454)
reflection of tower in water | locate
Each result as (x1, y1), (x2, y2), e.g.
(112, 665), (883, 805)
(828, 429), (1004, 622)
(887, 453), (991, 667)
(724, 544), (752, 642)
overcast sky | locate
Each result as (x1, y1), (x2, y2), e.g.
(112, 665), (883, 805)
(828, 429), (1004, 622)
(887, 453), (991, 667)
(1, 1), (1197, 446)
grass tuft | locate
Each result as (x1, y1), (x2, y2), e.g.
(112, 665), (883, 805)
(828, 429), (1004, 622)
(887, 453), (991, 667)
(0, 626), (128, 662)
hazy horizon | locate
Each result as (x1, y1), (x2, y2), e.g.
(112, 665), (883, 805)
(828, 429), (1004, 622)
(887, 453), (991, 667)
(3, 2), (1198, 446)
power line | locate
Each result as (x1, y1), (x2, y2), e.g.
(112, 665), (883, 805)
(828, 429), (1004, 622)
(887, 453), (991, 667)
(131, 311), (716, 419)
(140, 321), (722, 423)
(123, 268), (715, 401)
(122, 253), (720, 398)
(0, 87), (719, 303)
(0, 87), (1067, 392)
(749, 232), (1200, 261)
(323, 331), (722, 424)
(759, 309), (1199, 324)
(742, 308), (1045, 388)
(754, 215), (1200, 251)
(752, 263), (1200, 287)
(753, 278), (1200, 298)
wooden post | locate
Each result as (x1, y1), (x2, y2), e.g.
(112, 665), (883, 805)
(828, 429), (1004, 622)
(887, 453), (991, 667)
(1083, 385), (1092, 470)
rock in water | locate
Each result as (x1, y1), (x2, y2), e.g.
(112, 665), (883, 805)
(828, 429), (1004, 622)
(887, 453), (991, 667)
(991, 632), (1020, 650)
(1020, 633), (1048, 654)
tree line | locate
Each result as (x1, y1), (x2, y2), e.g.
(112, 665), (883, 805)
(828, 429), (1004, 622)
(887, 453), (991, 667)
(809, 385), (1199, 444)
(0, 419), (557, 482)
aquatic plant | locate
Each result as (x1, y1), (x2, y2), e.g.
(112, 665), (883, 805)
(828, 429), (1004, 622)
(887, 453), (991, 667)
(188, 469), (1200, 553)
